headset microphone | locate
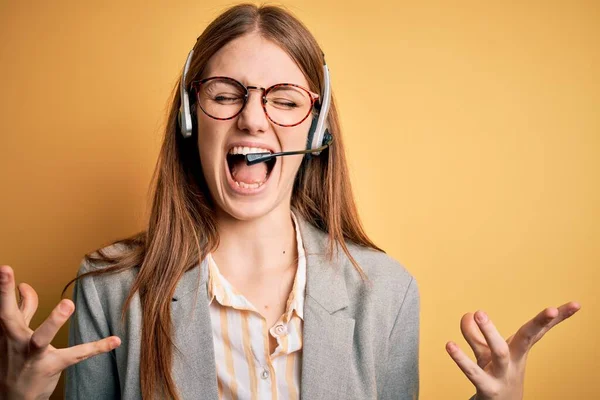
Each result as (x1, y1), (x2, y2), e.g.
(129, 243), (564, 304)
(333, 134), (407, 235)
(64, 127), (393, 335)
(245, 133), (333, 165)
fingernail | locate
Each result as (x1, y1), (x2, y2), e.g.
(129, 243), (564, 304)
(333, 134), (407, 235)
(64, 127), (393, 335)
(475, 311), (488, 323)
(60, 301), (71, 313)
(0, 272), (7, 283)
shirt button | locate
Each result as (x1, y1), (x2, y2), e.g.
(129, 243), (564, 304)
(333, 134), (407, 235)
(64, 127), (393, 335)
(260, 368), (270, 380)
(274, 324), (287, 335)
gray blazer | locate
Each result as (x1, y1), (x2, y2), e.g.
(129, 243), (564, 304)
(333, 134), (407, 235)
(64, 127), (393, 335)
(66, 216), (419, 399)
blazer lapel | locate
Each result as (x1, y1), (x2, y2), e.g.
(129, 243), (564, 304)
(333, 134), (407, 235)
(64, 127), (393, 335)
(296, 216), (356, 400)
(170, 260), (219, 400)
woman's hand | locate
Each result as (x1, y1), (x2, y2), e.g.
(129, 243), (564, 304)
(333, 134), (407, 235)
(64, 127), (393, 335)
(446, 301), (580, 400)
(0, 265), (120, 400)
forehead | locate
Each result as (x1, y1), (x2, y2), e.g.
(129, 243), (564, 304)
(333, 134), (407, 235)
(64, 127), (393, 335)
(203, 32), (309, 88)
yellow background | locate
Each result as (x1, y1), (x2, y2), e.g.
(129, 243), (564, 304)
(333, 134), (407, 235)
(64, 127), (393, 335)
(1, 1), (598, 398)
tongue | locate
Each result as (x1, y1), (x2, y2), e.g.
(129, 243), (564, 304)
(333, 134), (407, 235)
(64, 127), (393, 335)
(231, 158), (268, 184)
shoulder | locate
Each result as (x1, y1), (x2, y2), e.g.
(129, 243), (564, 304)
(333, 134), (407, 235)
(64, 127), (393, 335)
(341, 239), (418, 314)
(300, 217), (418, 322)
(297, 215), (418, 312)
(344, 239), (415, 292)
(74, 242), (139, 317)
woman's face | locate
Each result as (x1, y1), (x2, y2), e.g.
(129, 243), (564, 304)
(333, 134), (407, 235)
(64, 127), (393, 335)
(196, 32), (313, 221)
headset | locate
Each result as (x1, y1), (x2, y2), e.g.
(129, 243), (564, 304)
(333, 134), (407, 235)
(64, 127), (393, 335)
(177, 45), (333, 166)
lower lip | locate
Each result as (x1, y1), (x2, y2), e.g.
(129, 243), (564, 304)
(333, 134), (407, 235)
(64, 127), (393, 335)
(224, 158), (273, 195)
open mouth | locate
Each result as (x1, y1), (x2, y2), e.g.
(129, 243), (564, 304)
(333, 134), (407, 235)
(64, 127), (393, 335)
(226, 146), (276, 189)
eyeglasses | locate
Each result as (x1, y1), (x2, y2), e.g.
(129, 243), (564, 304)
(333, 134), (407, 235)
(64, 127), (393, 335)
(191, 76), (320, 127)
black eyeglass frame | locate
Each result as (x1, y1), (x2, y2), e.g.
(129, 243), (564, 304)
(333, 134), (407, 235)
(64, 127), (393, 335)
(190, 76), (320, 127)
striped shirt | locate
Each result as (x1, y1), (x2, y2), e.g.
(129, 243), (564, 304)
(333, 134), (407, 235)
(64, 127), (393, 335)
(206, 213), (306, 400)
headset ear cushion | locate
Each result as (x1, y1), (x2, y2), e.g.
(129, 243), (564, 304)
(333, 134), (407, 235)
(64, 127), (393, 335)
(304, 117), (319, 160)
(306, 116), (318, 149)
(190, 105), (197, 137)
(323, 130), (332, 145)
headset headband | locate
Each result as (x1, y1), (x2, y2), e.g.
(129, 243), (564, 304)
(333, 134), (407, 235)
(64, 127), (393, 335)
(179, 49), (195, 138)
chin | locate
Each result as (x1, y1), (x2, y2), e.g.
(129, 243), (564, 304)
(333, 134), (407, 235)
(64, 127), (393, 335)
(219, 200), (278, 222)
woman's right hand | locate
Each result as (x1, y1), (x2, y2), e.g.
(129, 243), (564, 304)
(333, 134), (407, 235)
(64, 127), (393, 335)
(0, 265), (121, 400)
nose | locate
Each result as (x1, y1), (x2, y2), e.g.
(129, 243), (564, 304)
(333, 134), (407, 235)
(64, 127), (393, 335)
(237, 88), (269, 135)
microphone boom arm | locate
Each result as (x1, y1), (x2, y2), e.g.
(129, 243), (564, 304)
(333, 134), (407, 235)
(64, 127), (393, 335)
(245, 136), (333, 166)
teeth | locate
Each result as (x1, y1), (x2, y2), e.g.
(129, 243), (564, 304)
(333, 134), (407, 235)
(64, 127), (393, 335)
(236, 181), (262, 189)
(233, 175), (267, 189)
(229, 146), (272, 155)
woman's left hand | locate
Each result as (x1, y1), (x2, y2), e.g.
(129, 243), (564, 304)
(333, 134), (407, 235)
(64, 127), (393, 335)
(446, 301), (581, 400)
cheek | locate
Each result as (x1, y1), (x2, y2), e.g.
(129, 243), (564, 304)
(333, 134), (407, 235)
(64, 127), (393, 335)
(196, 117), (226, 177)
(276, 118), (312, 177)
(279, 118), (311, 152)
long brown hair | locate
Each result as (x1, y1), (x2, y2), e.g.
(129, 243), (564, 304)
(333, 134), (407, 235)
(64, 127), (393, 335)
(65, 4), (382, 399)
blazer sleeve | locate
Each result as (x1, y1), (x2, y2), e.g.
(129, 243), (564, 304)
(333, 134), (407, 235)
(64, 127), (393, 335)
(65, 261), (120, 399)
(380, 277), (420, 400)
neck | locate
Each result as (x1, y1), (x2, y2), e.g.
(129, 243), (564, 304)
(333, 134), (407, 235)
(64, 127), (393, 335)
(212, 204), (297, 277)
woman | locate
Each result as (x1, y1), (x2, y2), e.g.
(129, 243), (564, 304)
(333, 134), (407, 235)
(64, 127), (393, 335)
(0, 4), (579, 399)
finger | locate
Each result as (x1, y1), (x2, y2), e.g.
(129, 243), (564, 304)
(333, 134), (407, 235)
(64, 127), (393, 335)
(0, 265), (22, 331)
(460, 313), (492, 368)
(509, 306), (558, 359)
(474, 311), (510, 375)
(510, 302), (581, 359)
(57, 336), (121, 370)
(30, 299), (74, 351)
(18, 282), (39, 326)
(544, 301), (581, 332)
(446, 341), (492, 388)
